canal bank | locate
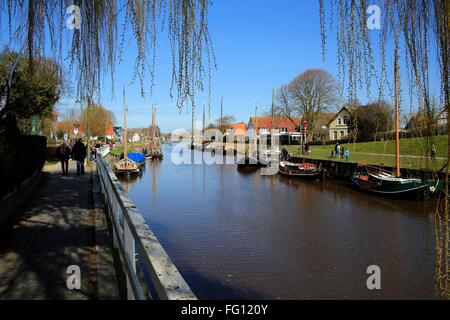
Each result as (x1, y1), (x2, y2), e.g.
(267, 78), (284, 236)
(284, 150), (443, 182)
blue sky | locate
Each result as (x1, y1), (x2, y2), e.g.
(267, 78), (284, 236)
(1, 0), (442, 132)
(53, 0), (341, 132)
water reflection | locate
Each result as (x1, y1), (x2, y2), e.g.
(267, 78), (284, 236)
(118, 146), (436, 299)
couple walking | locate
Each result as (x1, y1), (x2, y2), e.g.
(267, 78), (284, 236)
(56, 138), (87, 175)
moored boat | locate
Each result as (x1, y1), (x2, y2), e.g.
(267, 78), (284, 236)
(128, 152), (146, 166)
(237, 155), (261, 169)
(350, 47), (440, 199)
(113, 87), (141, 176)
(278, 161), (320, 180)
(114, 158), (140, 175)
(351, 164), (439, 197)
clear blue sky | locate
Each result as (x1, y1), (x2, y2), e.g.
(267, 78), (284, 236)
(102, 0), (341, 132)
(1, 0), (441, 132)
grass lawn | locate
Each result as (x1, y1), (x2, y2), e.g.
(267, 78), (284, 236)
(282, 135), (448, 171)
(110, 141), (148, 156)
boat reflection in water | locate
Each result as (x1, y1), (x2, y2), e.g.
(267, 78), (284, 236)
(118, 146), (437, 299)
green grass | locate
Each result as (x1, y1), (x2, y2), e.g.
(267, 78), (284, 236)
(110, 141), (148, 156)
(282, 135), (448, 171)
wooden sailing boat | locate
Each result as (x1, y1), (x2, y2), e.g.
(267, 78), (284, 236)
(351, 46), (439, 197)
(144, 104), (163, 159)
(114, 87), (140, 175)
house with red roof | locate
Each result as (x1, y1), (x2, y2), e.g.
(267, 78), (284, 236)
(225, 123), (248, 136)
(106, 121), (114, 139)
(248, 116), (301, 135)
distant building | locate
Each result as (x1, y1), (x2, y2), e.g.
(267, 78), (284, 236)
(225, 123), (248, 136)
(327, 107), (351, 140)
(311, 112), (335, 141)
(437, 109), (447, 126)
(106, 121), (114, 140)
(55, 121), (86, 140)
(248, 116), (301, 136)
(132, 132), (141, 143)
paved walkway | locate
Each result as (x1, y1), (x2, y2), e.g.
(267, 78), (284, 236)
(311, 148), (446, 160)
(0, 161), (120, 300)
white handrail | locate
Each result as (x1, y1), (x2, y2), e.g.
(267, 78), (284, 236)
(96, 156), (196, 300)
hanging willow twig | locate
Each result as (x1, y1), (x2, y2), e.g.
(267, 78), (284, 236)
(0, 0), (215, 109)
(320, 0), (450, 299)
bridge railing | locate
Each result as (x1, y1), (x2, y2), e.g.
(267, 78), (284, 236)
(96, 155), (196, 300)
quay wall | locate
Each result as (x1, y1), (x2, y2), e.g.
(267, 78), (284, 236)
(287, 155), (442, 181)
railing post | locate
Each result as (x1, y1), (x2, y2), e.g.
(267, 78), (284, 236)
(124, 216), (136, 300)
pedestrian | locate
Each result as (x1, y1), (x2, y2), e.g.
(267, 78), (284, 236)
(56, 141), (70, 175)
(71, 138), (87, 175)
(340, 146), (345, 159)
(336, 143), (340, 159)
(345, 148), (349, 161)
(331, 150), (334, 158)
(431, 144), (436, 161)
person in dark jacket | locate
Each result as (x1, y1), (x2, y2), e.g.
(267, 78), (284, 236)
(71, 138), (87, 175)
(56, 141), (71, 175)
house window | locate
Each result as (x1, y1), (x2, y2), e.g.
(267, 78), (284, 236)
(340, 131), (345, 138)
(279, 127), (288, 133)
(337, 117), (342, 125)
(333, 131), (338, 140)
(343, 116), (348, 125)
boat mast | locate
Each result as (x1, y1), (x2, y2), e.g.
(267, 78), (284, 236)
(220, 96), (224, 133)
(191, 103), (195, 144)
(202, 103), (206, 135)
(272, 88), (275, 130)
(152, 103), (156, 140)
(123, 86), (128, 163)
(394, 45), (401, 177)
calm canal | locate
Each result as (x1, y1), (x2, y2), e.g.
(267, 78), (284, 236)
(119, 145), (437, 299)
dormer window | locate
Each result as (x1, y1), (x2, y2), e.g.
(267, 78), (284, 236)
(337, 117), (342, 125)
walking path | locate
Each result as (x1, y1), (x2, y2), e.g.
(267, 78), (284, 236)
(0, 161), (120, 300)
(311, 148), (446, 160)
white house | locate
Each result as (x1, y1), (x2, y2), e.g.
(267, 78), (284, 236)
(327, 107), (351, 140)
(132, 132), (141, 143)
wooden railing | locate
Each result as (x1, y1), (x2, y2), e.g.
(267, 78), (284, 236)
(96, 156), (196, 300)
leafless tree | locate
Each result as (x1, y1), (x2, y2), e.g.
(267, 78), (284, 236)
(275, 69), (339, 132)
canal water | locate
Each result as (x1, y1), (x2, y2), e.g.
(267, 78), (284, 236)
(120, 145), (437, 299)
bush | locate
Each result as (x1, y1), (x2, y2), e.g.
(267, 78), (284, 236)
(0, 128), (46, 198)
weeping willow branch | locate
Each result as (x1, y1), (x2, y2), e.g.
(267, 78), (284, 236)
(320, 0), (450, 299)
(0, 0), (215, 109)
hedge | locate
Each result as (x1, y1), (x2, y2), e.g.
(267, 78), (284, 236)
(0, 130), (47, 199)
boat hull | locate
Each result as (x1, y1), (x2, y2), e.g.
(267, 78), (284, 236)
(114, 159), (140, 175)
(350, 165), (439, 198)
(278, 162), (320, 180)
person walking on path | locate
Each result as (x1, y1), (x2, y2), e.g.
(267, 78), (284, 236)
(71, 138), (87, 175)
(431, 143), (436, 161)
(336, 143), (340, 159)
(56, 141), (70, 175)
(345, 148), (349, 161)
